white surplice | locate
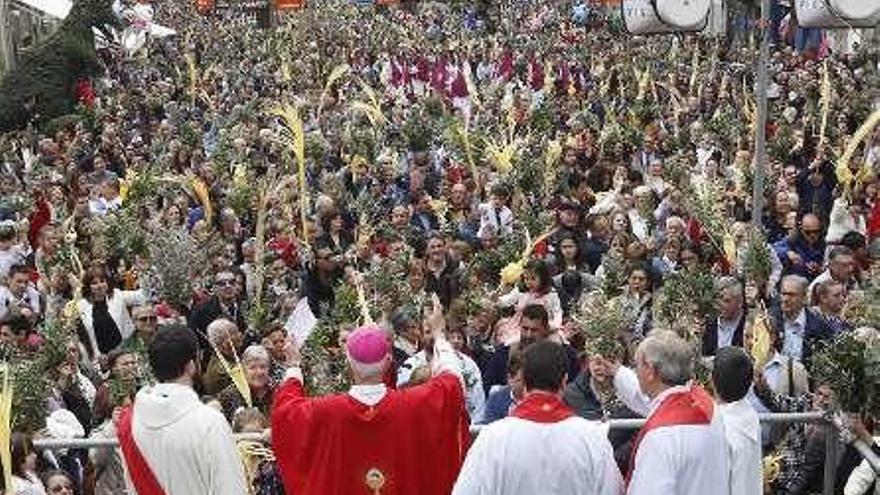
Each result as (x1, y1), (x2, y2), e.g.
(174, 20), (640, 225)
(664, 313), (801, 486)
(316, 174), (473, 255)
(613, 367), (729, 495)
(719, 400), (763, 495)
(452, 416), (623, 495)
(128, 383), (247, 495)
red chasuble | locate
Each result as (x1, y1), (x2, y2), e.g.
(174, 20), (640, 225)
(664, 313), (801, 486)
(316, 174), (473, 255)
(625, 385), (714, 485)
(271, 373), (470, 495)
(116, 407), (168, 495)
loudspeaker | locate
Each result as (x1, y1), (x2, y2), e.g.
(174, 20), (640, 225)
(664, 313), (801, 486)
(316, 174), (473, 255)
(622, 0), (711, 34)
(795, 0), (880, 28)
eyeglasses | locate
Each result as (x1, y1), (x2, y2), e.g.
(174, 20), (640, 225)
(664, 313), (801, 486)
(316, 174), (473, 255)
(215, 279), (236, 286)
(136, 315), (157, 322)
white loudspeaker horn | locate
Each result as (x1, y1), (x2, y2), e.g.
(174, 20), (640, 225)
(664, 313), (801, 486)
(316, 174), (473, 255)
(795, 0), (880, 28)
(830, 0), (880, 21)
(622, 0), (711, 34)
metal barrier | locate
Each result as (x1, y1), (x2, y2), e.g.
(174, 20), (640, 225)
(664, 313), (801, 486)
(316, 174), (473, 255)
(33, 411), (873, 495)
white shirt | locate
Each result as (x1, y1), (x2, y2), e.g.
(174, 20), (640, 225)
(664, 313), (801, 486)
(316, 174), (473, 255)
(782, 309), (807, 361)
(717, 314), (742, 350)
(12, 473), (47, 495)
(77, 289), (146, 358)
(477, 203), (514, 239)
(452, 415), (622, 495)
(496, 287), (564, 331)
(807, 270), (833, 305)
(719, 400), (762, 495)
(88, 196), (122, 216)
(0, 245), (29, 279)
(129, 383), (247, 495)
(613, 367), (729, 495)
(0, 283), (42, 320)
(397, 344), (483, 419)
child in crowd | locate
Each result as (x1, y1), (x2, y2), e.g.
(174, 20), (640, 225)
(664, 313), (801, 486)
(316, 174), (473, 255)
(232, 408), (285, 495)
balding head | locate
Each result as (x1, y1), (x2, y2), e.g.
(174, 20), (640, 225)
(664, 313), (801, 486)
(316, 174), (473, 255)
(206, 318), (242, 357)
(800, 214), (823, 245)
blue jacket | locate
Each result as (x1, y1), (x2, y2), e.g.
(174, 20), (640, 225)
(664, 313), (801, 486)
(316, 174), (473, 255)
(773, 236), (825, 279)
(482, 343), (580, 395)
(476, 385), (515, 425)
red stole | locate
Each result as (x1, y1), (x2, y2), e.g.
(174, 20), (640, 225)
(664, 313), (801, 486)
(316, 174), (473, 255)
(510, 392), (574, 423)
(390, 59), (404, 87)
(449, 68), (468, 98)
(415, 57), (431, 82)
(626, 386), (714, 486)
(497, 50), (513, 81)
(28, 196), (51, 249)
(528, 58), (544, 91)
(117, 407), (168, 495)
(431, 58), (448, 93)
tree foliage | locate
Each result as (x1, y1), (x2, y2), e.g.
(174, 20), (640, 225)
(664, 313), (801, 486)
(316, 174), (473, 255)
(0, 0), (119, 131)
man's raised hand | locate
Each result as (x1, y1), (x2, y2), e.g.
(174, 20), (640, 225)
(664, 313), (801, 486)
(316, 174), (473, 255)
(425, 293), (446, 338)
(283, 337), (302, 368)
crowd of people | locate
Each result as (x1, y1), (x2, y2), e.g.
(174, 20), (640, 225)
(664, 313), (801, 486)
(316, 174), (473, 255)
(0, 0), (879, 493)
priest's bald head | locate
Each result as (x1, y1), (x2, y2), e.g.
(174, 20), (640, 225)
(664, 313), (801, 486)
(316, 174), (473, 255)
(634, 330), (695, 399)
(345, 324), (392, 384)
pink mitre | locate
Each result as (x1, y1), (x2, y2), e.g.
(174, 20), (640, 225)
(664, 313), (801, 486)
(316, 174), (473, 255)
(345, 324), (390, 365)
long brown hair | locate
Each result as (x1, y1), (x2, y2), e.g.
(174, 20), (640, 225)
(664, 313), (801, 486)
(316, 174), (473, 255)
(10, 432), (34, 478)
(81, 264), (116, 300)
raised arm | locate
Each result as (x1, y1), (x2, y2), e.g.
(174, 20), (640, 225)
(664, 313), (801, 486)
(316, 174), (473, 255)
(610, 364), (651, 417)
(270, 338), (317, 490)
(426, 293), (464, 381)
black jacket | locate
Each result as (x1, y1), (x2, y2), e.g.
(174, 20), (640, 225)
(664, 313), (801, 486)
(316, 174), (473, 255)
(425, 258), (461, 309)
(483, 342), (580, 395)
(701, 314), (746, 357)
(188, 296), (247, 365)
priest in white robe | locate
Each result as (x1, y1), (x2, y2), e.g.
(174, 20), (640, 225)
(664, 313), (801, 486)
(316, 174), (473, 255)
(117, 325), (247, 495)
(453, 341), (622, 495)
(605, 331), (729, 495)
(713, 347), (763, 495)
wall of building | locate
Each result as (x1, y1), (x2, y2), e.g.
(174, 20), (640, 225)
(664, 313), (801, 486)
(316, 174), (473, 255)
(0, 0), (62, 75)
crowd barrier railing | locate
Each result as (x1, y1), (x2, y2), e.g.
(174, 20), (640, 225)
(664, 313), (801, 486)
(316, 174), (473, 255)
(33, 411), (877, 495)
